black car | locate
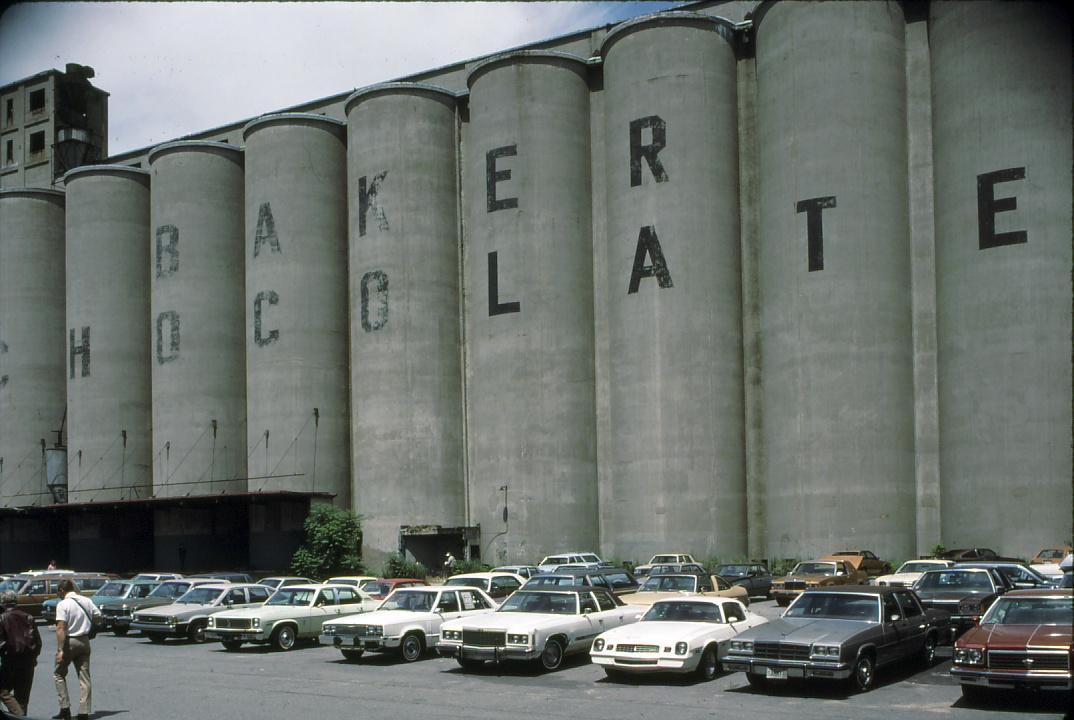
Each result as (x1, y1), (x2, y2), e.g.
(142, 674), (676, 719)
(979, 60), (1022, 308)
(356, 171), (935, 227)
(529, 567), (639, 596)
(913, 568), (1012, 640)
(954, 561), (1056, 589)
(714, 563), (773, 599)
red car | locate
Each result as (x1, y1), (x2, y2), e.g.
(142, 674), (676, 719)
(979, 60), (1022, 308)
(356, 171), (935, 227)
(360, 578), (429, 600)
(951, 589), (1072, 702)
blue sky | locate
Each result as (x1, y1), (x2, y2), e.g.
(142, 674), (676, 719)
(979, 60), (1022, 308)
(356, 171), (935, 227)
(0, 2), (682, 154)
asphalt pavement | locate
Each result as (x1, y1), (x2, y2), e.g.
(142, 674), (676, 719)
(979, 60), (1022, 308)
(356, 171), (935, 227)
(19, 600), (1070, 720)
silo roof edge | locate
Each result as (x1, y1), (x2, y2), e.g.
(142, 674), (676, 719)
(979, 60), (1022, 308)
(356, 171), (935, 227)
(63, 164), (150, 184)
(344, 82), (458, 115)
(242, 112), (346, 141)
(0, 187), (65, 200)
(466, 50), (589, 89)
(599, 10), (737, 56)
(148, 140), (243, 165)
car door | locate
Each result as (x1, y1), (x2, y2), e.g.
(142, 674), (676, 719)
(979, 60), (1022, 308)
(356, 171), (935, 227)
(335, 587), (372, 614)
(457, 589), (493, 619)
(572, 592), (601, 650)
(893, 590), (927, 657)
(434, 590), (464, 634)
(877, 594), (906, 666)
(305, 588), (337, 635)
(490, 576), (521, 600)
(24, 579), (50, 616)
(246, 585), (271, 606)
(225, 587), (247, 610)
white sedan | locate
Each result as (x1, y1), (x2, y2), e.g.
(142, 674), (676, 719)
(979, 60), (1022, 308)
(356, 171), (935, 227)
(591, 597), (766, 680)
(321, 585), (497, 662)
(873, 559), (954, 588)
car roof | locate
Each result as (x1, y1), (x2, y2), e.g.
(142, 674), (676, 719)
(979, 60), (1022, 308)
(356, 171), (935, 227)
(517, 586), (602, 595)
(651, 595), (729, 606)
(1004, 589), (1073, 598)
(804, 585), (889, 595)
(448, 572), (514, 579)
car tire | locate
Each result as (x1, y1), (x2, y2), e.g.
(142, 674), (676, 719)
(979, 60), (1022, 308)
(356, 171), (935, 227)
(272, 625), (297, 652)
(696, 645), (720, 681)
(113, 627), (129, 637)
(147, 633), (166, 644)
(539, 638), (564, 672)
(745, 673), (767, 690)
(400, 632), (424, 662)
(341, 649), (364, 661)
(187, 620), (207, 644)
(920, 633), (937, 667)
(222, 640), (243, 651)
(850, 653), (876, 692)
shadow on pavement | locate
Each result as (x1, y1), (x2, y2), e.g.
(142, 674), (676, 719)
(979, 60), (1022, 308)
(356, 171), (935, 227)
(952, 691), (1072, 716)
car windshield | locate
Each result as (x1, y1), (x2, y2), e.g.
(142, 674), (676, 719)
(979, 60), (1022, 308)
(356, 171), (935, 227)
(643, 601), (722, 623)
(580, 555), (601, 563)
(266, 588), (314, 606)
(981, 597), (1073, 625)
(379, 590), (435, 612)
(785, 593), (879, 622)
(259, 579), (282, 589)
(651, 555), (680, 564)
(95, 582), (129, 598)
(328, 578), (360, 586)
(445, 577), (487, 589)
(177, 587), (224, 605)
(790, 563), (838, 576)
(525, 576), (577, 588)
(897, 562), (943, 574)
(149, 581), (191, 599)
(498, 591), (577, 615)
(640, 575), (697, 592)
(916, 571), (992, 591)
(1038, 550), (1065, 560)
(0, 580), (22, 593)
(716, 565), (749, 577)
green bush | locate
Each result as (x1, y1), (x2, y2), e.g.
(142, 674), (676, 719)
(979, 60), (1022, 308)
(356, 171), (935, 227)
(290, 504), (364, 579)
(768, 558), (799, 576)
(930, 544), (947, 559)
(448, 559), (490, 575)
(382, 553), (428, 579)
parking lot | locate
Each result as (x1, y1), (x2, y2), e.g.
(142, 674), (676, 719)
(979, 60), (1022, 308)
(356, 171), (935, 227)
(17, 600), (1067, 720)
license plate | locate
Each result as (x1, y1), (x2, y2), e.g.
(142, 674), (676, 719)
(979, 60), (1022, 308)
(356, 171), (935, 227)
(765, 667), (788, 679)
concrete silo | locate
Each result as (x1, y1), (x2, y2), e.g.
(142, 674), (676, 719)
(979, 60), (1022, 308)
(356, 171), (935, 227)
(345, 84), (464, 562)
(243, 114), (350, 505)
(0, 189), (66, 506)
(599, 13), (745, 562)
(931, 1), (1073, 558)
(754, 1), (915, 561)
(148, 141), (247, 497)
(464, 52), (597, 563)
(63, 166), (152, 502)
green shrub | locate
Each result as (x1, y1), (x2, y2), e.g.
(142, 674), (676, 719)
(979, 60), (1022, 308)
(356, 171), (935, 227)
(382, 553), (428, 579)
(930, 544), (947, 559)
(290, 505), (364, 579)
(449, 559), (490, 575)
(768, 558), (799, 576)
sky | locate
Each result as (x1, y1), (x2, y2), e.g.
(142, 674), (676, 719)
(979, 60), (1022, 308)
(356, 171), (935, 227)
(0, 1), (683, 155)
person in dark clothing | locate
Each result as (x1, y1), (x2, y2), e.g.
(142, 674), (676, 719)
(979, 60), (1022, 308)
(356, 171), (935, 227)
(0, 589), (43, 716)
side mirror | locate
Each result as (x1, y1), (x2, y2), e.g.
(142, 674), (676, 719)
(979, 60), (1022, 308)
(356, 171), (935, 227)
(435, 607), (443, 614)
(583, 607), (592, 615)
(889, 613), (901, 622)
(634, 613), (642, 620)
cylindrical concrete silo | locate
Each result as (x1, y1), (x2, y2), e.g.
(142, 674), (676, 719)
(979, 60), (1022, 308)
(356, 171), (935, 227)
(345, 84), (464, 563)
(465, 52), (596, 562)
(243, 114), (350, 505)
(63, 166), (152, 502)
(932, 2), (1072, 559)
(148, 141), (247, 497)
(0, 189), (66, 507)
(754, 0), (915, 561)
(599, 13), (745, 562)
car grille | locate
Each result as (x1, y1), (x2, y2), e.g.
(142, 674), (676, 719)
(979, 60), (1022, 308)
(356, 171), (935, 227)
(214, 618), (254, 630)
(615, 658), (657, 665)
(783, 582), (806, 591)
(616, 644), (659, 653)
(463, 629), (505, 647)
(349, 625), (381, 637)
(754, 642), (810, 661)
(136, 615), (169, 625)
(101, 607), (130, 618)
(885, 581), (907, 588)
(989, 651), (1070, 671)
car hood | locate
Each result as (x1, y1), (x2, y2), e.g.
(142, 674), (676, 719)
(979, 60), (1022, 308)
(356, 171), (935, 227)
(875, 573), (922, 584)
(630, 589), (744, 605)
(598, 621), (737, 644)
(443, 611), (580, 632)
(99, 597), (175, 610)
(916, 589), (991, 602)
(134, 602), (218, 619)
(736, 618), (873, 644)
(959, 624), (1072, 650)
(777, 574), (840, 583)
(215, 605), (308, 621)
(332, 609), (433, 627)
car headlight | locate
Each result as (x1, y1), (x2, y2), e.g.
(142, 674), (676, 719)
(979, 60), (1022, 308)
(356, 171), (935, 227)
(730, 641), (753, 654)
(810, 643), (840, 658)
(593, 638), (605, 651)
(167, 617), (177, 626)
(442, 629), (461, 641)
(507, 633), (530, 645)
(207, 617), (215, 628)
(954, 647), (984, 666)
(121, 604), (129, 610)
(675, 642), (688, 656)
(252, 618), (261, 628)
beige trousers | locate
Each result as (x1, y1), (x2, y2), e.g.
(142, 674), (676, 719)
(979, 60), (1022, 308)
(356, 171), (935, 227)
(54, 635), (92, 715)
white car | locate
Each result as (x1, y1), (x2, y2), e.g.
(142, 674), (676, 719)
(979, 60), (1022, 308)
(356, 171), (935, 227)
(633, 553), (699, 576)
(326, 575), (378, 589)
(444, 572), (525, 603)
(1030, 563), (1065, 584)
(321, 585), (497, 662)
(130, 583), (271, 643)
(206, 584), (378, 651)
(873, 559), (955, 588)
(590, 597), (767, 681)
(437, 587), (643, 672)
(536, 553), (604, 574)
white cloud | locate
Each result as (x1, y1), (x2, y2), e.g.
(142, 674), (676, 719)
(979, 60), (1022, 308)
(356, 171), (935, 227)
(1, 2), (679, 154)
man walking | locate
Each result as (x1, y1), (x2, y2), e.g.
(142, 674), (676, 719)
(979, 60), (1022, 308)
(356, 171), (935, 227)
(0, 590), (42, 716)
(53, 579), (99, 720)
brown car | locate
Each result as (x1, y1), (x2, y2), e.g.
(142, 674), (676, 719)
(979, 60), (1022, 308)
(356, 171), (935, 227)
(825, 551), (893, 577)
(770, 560), (869, 607)
(0, 571), (113, 618)
(951, 589), (1072, 701)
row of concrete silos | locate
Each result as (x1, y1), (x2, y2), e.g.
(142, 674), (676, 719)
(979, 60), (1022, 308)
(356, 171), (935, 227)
(1, 0), (1070, 563)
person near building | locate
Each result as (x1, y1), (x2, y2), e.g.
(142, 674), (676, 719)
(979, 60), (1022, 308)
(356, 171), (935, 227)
(52, 579), (100, 720)
(0, 590), (42, 716)
(444, 552), (457, 574)
(46, 560), (57, 571)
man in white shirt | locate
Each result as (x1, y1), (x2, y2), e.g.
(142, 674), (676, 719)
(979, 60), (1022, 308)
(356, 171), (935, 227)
(52, 579), (100, 720)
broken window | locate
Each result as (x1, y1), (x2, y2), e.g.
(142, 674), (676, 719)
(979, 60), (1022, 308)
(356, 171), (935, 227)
(29, 89), (45, 113)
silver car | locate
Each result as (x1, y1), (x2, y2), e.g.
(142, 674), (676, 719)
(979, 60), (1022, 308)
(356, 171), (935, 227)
(130, 583), (271, 643)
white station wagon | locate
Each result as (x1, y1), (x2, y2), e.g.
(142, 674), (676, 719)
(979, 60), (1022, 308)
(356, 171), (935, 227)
(590, 597), (767, 680)
(207, 584), (378, 651)
(321, 585), (498, 662)
(437, 587), (643, 671)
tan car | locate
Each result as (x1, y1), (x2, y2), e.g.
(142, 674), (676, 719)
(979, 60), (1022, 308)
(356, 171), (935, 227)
(0, 571), (113, 618)
(825, 550), (893, 577)
(627, 572), (750, 607)
(770, 560), (868, 606)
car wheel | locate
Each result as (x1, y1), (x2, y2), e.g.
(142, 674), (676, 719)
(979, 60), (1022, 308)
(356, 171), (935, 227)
(400, 632), (424, 662)
(920, 633), (937, 667)
(113, 626), (129, 637)
(745, 673), (768, 690)
(147, 633), (166, 644)
(696, 645), (720, 681)
(850, 653), (876, 692)
(187, 621), (207, 644)
(539, 638), (564, 671)
(341, 649), (364, 661)
(222, 640), (243, 651)
(272, 625), (297, 651)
